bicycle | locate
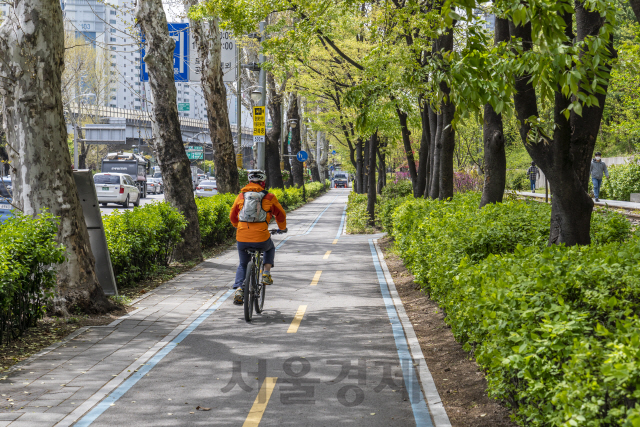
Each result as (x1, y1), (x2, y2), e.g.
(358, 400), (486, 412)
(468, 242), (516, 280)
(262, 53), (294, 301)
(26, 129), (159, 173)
(242, 228), (288, 322)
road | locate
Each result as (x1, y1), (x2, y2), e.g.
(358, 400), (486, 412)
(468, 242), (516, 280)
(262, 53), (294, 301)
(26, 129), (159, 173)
(1, 189), (446, 426)
(99, 193), (164, 215)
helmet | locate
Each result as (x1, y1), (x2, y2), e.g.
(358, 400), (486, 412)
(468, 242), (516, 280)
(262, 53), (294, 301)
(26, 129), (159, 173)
(247, 170), (267, 183)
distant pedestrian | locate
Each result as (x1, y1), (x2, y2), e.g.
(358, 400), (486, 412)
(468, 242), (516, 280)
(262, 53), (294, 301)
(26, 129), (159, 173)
(590, 152), (609, 202)
(527, 161), (540, 193)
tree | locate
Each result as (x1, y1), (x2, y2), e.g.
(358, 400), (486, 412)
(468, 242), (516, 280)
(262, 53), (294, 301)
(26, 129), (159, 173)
(0, 0), (112, 314)
(187, 9), (239, 194)
(479, 16), (509, 207)
(265, 72), (285, 188)
(136, 0), (203, 261)
(287, 93), (304, 186)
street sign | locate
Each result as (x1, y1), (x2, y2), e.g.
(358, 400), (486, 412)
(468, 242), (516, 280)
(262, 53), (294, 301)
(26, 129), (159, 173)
(297, 150), (308, 162)
(253, 106), (265, 144)
(189, 30), (236, 83)
(178, 103), (190, 111)
(141, 23), (189, 82)
(332, 150), (336, 155)
(186, 145), (204, 160)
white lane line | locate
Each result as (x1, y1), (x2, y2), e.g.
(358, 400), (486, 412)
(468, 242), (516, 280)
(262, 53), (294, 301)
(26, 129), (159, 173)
(373, 239), (452, 427)
(59, 289), (231, 427)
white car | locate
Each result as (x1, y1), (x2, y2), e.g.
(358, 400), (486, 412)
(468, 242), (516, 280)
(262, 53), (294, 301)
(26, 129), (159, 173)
(195, 180), (218, 197)
(146, 178), (163, 194)
(95, 173), (141, 208)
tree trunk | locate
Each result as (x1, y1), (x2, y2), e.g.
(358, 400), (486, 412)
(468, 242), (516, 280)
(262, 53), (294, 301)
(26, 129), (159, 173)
(318, 131), (329, 181)
(437, 30), (455, 201)
(426, 105), (438, 197)
(367, 132), (378, 225)
(0, 0), (112, 314)
(265, 73), (284, 189)
(479, 16), (509, 208)
(287, 93), (304, 187)
(429, 112), (443, 199)
(355, 139), (364, 193)
(396, 108), (418, 196)
(363, 137), (370, 194)
(188, 11), (239, 194)
(509, 6), (608, 245)
(377, 140), (386, 194)
(416, 98), (430, 198)
(136, 0), (202, 261)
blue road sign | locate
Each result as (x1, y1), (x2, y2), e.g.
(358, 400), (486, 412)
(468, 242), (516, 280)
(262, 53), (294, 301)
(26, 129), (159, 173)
(141, 23), (189, 82)
(332, 150), (336, 155)
(296, 150), (309, 162)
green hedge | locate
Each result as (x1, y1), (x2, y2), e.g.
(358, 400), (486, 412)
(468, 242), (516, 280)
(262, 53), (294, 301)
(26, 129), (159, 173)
(104, 181), (329, 287)
(0, 213), (65, 344)
(596, 161), (640, 201)
(387, 192), (637, 426)
(103, 202), (187, 287)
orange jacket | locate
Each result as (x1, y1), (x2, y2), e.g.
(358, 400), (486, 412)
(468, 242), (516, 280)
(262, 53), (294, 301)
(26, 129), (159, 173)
(229, 183), (287, 243)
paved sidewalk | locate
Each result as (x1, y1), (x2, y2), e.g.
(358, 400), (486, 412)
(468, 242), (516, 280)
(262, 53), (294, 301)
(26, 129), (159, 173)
(518, 191), (640, 210)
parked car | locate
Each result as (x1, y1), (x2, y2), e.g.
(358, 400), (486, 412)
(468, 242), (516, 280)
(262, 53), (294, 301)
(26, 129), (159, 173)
(146, 177), (163, 194)
(0, 179), (13, 223)
(153, 172), (162, 179)
(94, 173), (140, 208)
(195, 180), (218, 197)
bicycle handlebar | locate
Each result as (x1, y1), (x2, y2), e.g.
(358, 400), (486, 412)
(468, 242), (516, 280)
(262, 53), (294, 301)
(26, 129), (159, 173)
(270, 228), (288, 235)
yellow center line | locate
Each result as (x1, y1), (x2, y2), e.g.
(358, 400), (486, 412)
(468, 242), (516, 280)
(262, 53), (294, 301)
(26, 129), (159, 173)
(287, 305), (307, 333)
(242, 377), (278, 427)
(310, 270), (322, 286)
(323, 251), (331, 259)
(332, 239), (338, 244)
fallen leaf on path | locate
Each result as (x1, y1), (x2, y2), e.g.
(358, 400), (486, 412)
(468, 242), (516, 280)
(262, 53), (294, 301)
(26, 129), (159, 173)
(196, 406), (211, 411)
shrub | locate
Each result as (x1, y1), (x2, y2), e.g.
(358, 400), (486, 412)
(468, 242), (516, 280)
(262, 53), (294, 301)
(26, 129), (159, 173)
(195, 193), (236, 248)
(0, 213), (65, 344)
(103, 202), (186, 287)
(381, 180), (413, 198)
(388, 192), (635, 426)
(454, 170), (483, 193)
(506, 169), (528, 191)
(346, 192), (374, 234)
(598, 160), (640, 201)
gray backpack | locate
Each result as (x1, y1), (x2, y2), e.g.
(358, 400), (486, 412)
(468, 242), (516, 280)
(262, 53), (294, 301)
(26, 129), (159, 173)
(238, 191), (268, 223)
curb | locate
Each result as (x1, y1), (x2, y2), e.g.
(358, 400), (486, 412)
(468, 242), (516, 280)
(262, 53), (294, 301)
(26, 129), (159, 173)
(373, 239), (452, 427)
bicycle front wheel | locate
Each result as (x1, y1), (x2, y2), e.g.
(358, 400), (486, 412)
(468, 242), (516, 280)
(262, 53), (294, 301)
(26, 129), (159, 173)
(243, 261), (255, 322)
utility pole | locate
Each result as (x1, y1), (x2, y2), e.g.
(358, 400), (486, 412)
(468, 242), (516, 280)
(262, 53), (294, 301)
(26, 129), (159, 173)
(256, 21), (267, 171)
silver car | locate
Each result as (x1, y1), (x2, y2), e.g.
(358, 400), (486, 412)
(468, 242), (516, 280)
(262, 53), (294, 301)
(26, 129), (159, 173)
(195, 180), (218, 197)
(146, 177), (163, 194)
(95, 173), (141, 208)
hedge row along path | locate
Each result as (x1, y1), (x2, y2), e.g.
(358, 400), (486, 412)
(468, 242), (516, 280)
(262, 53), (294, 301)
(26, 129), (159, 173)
(0, 189), (455, 426)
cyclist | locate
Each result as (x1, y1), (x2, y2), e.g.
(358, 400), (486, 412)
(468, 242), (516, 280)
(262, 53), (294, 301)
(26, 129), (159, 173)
(229, 170), (287, 305)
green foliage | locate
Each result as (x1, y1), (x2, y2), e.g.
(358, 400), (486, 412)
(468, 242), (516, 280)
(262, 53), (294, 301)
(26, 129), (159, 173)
(506, 169), (528, 191)
(0, 212), (65, 344)
(270, 181), (330, 210)
(238, 168), (249, 187)
(195, 193), (236, 248)
(381, 180), (413, 198)
(103, 203), (187, 287)
(389, 192), (634, 426)
(598, 160), (640, 201)
(346, 192), (375, 234)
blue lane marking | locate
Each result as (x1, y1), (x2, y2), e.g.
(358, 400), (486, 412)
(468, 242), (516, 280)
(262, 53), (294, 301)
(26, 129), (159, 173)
(368, 239), (434, 427)
(275, 236), (290, 249)
(335, 205), (347, 240)
(75, 289), (235, 427)
(302, 195), (338, 235)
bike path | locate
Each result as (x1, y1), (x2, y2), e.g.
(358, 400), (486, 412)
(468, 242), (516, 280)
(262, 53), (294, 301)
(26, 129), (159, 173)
(0, 189), (446, 426)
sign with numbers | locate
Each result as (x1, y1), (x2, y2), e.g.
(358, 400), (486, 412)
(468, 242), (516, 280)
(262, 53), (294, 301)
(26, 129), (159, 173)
(178, 103), (190, 111)
(189, 30), (236, 83)
(253, 106), (266, 143)
(141, 23), (189, 82)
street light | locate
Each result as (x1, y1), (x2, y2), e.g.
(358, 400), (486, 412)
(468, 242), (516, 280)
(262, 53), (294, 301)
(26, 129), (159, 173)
(70, 92), (96, 169)
(250, 89), (262, 104)
(289, 118), (298, 128)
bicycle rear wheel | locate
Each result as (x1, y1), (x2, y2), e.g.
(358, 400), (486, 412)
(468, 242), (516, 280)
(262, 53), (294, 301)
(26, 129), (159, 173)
(243, 261), (255, 322)
(254, 281), (265, 313)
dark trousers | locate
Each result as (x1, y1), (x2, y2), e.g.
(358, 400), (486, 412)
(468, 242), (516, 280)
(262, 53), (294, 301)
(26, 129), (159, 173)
(234, 239), (276, 289)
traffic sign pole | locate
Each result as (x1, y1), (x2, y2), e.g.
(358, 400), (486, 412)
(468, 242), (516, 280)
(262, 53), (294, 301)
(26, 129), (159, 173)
(253, 106), (266, 170)
(256, 21), (267, 171)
